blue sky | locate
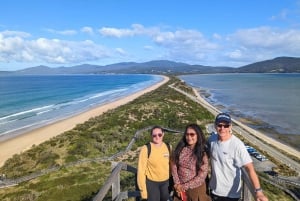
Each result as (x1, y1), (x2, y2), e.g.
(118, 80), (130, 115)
(1, 0), (300, 71)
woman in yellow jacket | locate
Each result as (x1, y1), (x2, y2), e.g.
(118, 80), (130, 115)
(137, 125), (170, 201)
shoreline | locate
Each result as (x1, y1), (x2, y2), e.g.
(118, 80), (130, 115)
(197, 87), (300, 151)
(192, 87), (300, 159)
(0, 75), (169, 167)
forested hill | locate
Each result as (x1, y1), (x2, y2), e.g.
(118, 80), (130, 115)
(2, 56), (300, 75)
(236, 57), (300, 73)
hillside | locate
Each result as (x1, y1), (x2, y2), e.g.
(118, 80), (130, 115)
(236, 57), (300, 73)
(5, 56), (300, 75)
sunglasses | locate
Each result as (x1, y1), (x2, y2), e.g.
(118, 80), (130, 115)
(217, 124), (230, 128)
(152, 133), (163, 138)
(185, 133), (196, 137)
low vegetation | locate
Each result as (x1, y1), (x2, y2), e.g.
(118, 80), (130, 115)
(0, 76), (296, 201)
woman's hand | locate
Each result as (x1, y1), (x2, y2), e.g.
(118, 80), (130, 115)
(174, 184), (184, 195)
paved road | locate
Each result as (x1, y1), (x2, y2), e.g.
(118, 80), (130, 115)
(232, 125), (300, 172)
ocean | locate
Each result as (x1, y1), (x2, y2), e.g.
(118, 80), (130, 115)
(179, 73), (300, 140)
(0, 74), (162, 138)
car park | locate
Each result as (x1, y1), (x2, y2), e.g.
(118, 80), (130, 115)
(264, 170), (278, 177)
(245, 145), (252, 149)
(251, 152), (260, 157)
(247, 148), (257, 154)
(257, 155), (268, 161)
(245, 146), (268, 162)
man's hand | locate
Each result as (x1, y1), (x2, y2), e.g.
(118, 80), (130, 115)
(256, 191), (268, 201)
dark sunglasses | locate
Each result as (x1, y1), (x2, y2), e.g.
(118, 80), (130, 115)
(217, 124), (230, 128)
(185, 133), (196, 137)
(152, 133), (163, 138)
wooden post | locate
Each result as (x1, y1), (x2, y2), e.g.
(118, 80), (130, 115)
(93, 163), (123, 201)
(241, 167), (255, 201)
(242, 180), (253, 201)
(111, 162), (120, 201)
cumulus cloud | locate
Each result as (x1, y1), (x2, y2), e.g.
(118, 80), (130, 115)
(1, 23), (300, 69)
(0, 33), (27, 62)
(150, 29), (220, 63)
(225, 26), (300, 62)
(98, 24), (221, 63)
(0, 32), (110, 65)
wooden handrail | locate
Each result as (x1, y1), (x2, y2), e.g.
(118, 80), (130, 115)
(93, 162), (140, 201)
(93, 162), (260, 201)
(92, 124), (258, 201)
(241, 167), (256, 200)
(92, 125), (262, 201)
(93, 162), (123, 201)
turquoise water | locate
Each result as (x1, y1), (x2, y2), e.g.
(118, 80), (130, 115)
(179, 73), (300, 136)
(0, 74), (162, 138)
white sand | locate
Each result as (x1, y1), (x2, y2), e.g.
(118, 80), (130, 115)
(0, 76), (169, 167)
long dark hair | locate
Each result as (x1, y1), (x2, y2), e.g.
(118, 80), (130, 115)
(172, 124), (207, 174)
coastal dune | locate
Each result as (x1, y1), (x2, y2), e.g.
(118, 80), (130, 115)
(0, 76), (169, 167)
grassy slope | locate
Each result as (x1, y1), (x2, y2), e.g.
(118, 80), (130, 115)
(0, 76), (294, 201)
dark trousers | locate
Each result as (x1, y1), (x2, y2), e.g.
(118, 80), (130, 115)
(146, 178), (170, 201)
(173, 183), (211, 201)
(211, 193), (239, 201)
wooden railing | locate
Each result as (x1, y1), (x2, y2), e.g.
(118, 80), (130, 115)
(241, 167), (256, 201)
(93, 162), (140, 201)
(93, 162), (257, 201)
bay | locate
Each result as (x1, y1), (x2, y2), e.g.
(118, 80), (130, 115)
(179, 73), (300, 149)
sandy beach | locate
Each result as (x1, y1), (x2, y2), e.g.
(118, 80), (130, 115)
(0, 76), (169, 167)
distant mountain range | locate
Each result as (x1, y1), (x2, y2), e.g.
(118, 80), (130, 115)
(1, 56), (300, 75)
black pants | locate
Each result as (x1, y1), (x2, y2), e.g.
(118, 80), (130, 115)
(146, 178), (170, 201)
(211, 193), (239, 201)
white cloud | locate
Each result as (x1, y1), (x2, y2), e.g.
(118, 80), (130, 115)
(1, 24), (300, 69)
(227, 49), (243, 59)
(81, 26), (94, 35)
(115, 48), (127, 56)
(270, 9), (289, 21)
(213, 33), (222, 40)
(0, 32), (110, 65)
(98, 24), (159, 38)
(1, 30), (31, 38)
(0, 34), (27, 62)
(143, 45), (153, 50)
(150, 29), (220, 63)
(46, 29), (77, 35)
(99, 27), (135, 38)
(226, 27), (300, 58)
